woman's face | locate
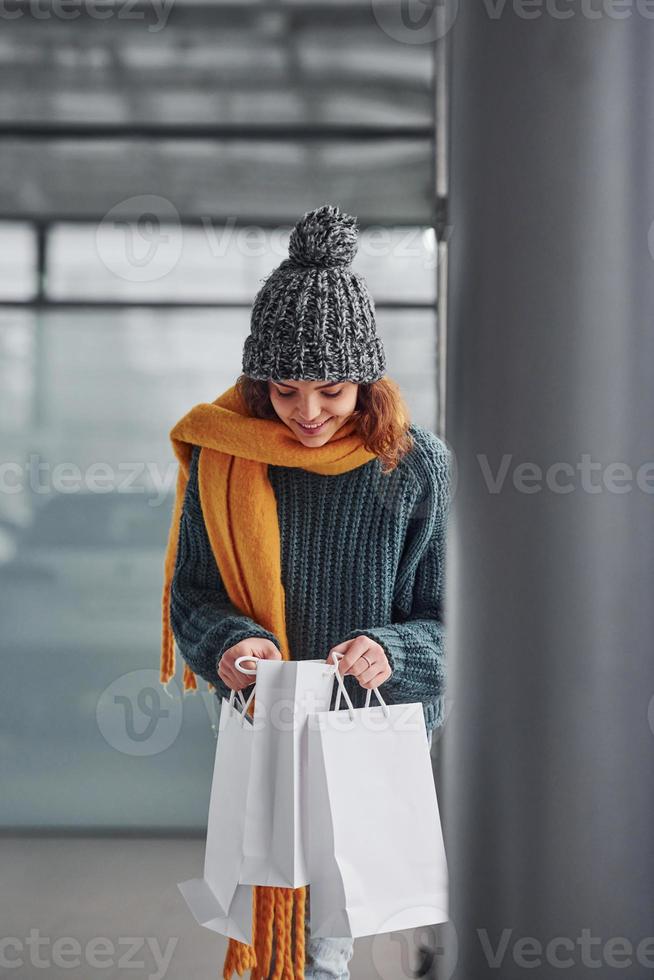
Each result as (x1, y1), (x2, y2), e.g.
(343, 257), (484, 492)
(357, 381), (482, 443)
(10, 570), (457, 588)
(268, 379), (359, 446)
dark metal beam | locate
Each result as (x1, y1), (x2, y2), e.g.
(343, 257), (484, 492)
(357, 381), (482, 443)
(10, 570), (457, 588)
(0, 215), (436, 230)
(0, 299), (435, 312)
(0, 123), (432, 141)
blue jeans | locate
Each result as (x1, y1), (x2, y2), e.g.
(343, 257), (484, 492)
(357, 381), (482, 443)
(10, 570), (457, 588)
(303, 886), (355, 980)
(302, 727), (434, 979)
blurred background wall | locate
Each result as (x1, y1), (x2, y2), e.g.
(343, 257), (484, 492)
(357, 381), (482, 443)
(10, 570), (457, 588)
(0, 1), (446, 831)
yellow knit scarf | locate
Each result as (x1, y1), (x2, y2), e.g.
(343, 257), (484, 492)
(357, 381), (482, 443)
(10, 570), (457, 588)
(160, 382), (378, 979)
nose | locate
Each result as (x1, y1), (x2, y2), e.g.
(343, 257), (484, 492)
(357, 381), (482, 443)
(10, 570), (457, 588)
(297, 393), (324, 421)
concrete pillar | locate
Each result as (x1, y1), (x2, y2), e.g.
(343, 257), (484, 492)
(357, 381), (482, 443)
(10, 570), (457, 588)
(443, 4), (654, 978)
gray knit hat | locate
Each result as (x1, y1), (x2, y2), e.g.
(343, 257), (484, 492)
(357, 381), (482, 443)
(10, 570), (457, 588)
(242, 204), (386, 383)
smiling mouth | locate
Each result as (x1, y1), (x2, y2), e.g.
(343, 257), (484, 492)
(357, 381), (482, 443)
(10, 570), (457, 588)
(294, 417), (332, 434)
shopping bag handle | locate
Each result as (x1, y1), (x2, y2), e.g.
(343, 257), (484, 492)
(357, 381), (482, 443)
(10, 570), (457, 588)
(227, 662), (257, 725)
(228, 686), (255, 711)
(326, 650), (356, 720)
(327, 650), (390, 719)
(234, 654), (259, 675)
(228, 687), (247, 711)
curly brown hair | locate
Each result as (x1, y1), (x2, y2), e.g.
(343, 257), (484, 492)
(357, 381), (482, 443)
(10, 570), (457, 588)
(234, 374), (414, 474)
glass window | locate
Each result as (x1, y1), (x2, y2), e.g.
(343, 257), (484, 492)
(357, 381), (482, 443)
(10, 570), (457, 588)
(0, 139), (433, 224)
(46, 223), (437, 304)
(0, 224), (36, 301)
(0, 305), (436, 828)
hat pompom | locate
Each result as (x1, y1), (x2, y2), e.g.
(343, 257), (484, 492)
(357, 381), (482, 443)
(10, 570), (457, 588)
(288, 204), (359, 269)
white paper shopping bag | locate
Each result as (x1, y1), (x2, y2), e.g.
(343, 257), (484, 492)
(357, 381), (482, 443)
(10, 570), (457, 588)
(239, 657), (335, 888)
(177, 687), (255, 944)
(307, 653), (449, 939)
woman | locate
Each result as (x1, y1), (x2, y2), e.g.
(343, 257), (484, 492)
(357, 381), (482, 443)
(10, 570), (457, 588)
(160, 204), (451, 980)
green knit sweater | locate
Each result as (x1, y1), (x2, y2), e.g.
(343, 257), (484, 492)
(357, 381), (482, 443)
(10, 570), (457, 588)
(170, 422), (451, 731)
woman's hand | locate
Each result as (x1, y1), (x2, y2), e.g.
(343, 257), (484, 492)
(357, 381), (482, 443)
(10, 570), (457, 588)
(326, 636), (392, 690)
(218, 638), (282, 692)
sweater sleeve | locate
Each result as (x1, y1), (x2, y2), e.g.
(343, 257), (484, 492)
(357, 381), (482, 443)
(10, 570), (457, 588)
(169, 445), (282, 700)
(340, 440), (450, 705)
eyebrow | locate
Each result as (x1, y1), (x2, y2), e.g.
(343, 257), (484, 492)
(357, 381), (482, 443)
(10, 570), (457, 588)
(274, 381), (341, 390)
